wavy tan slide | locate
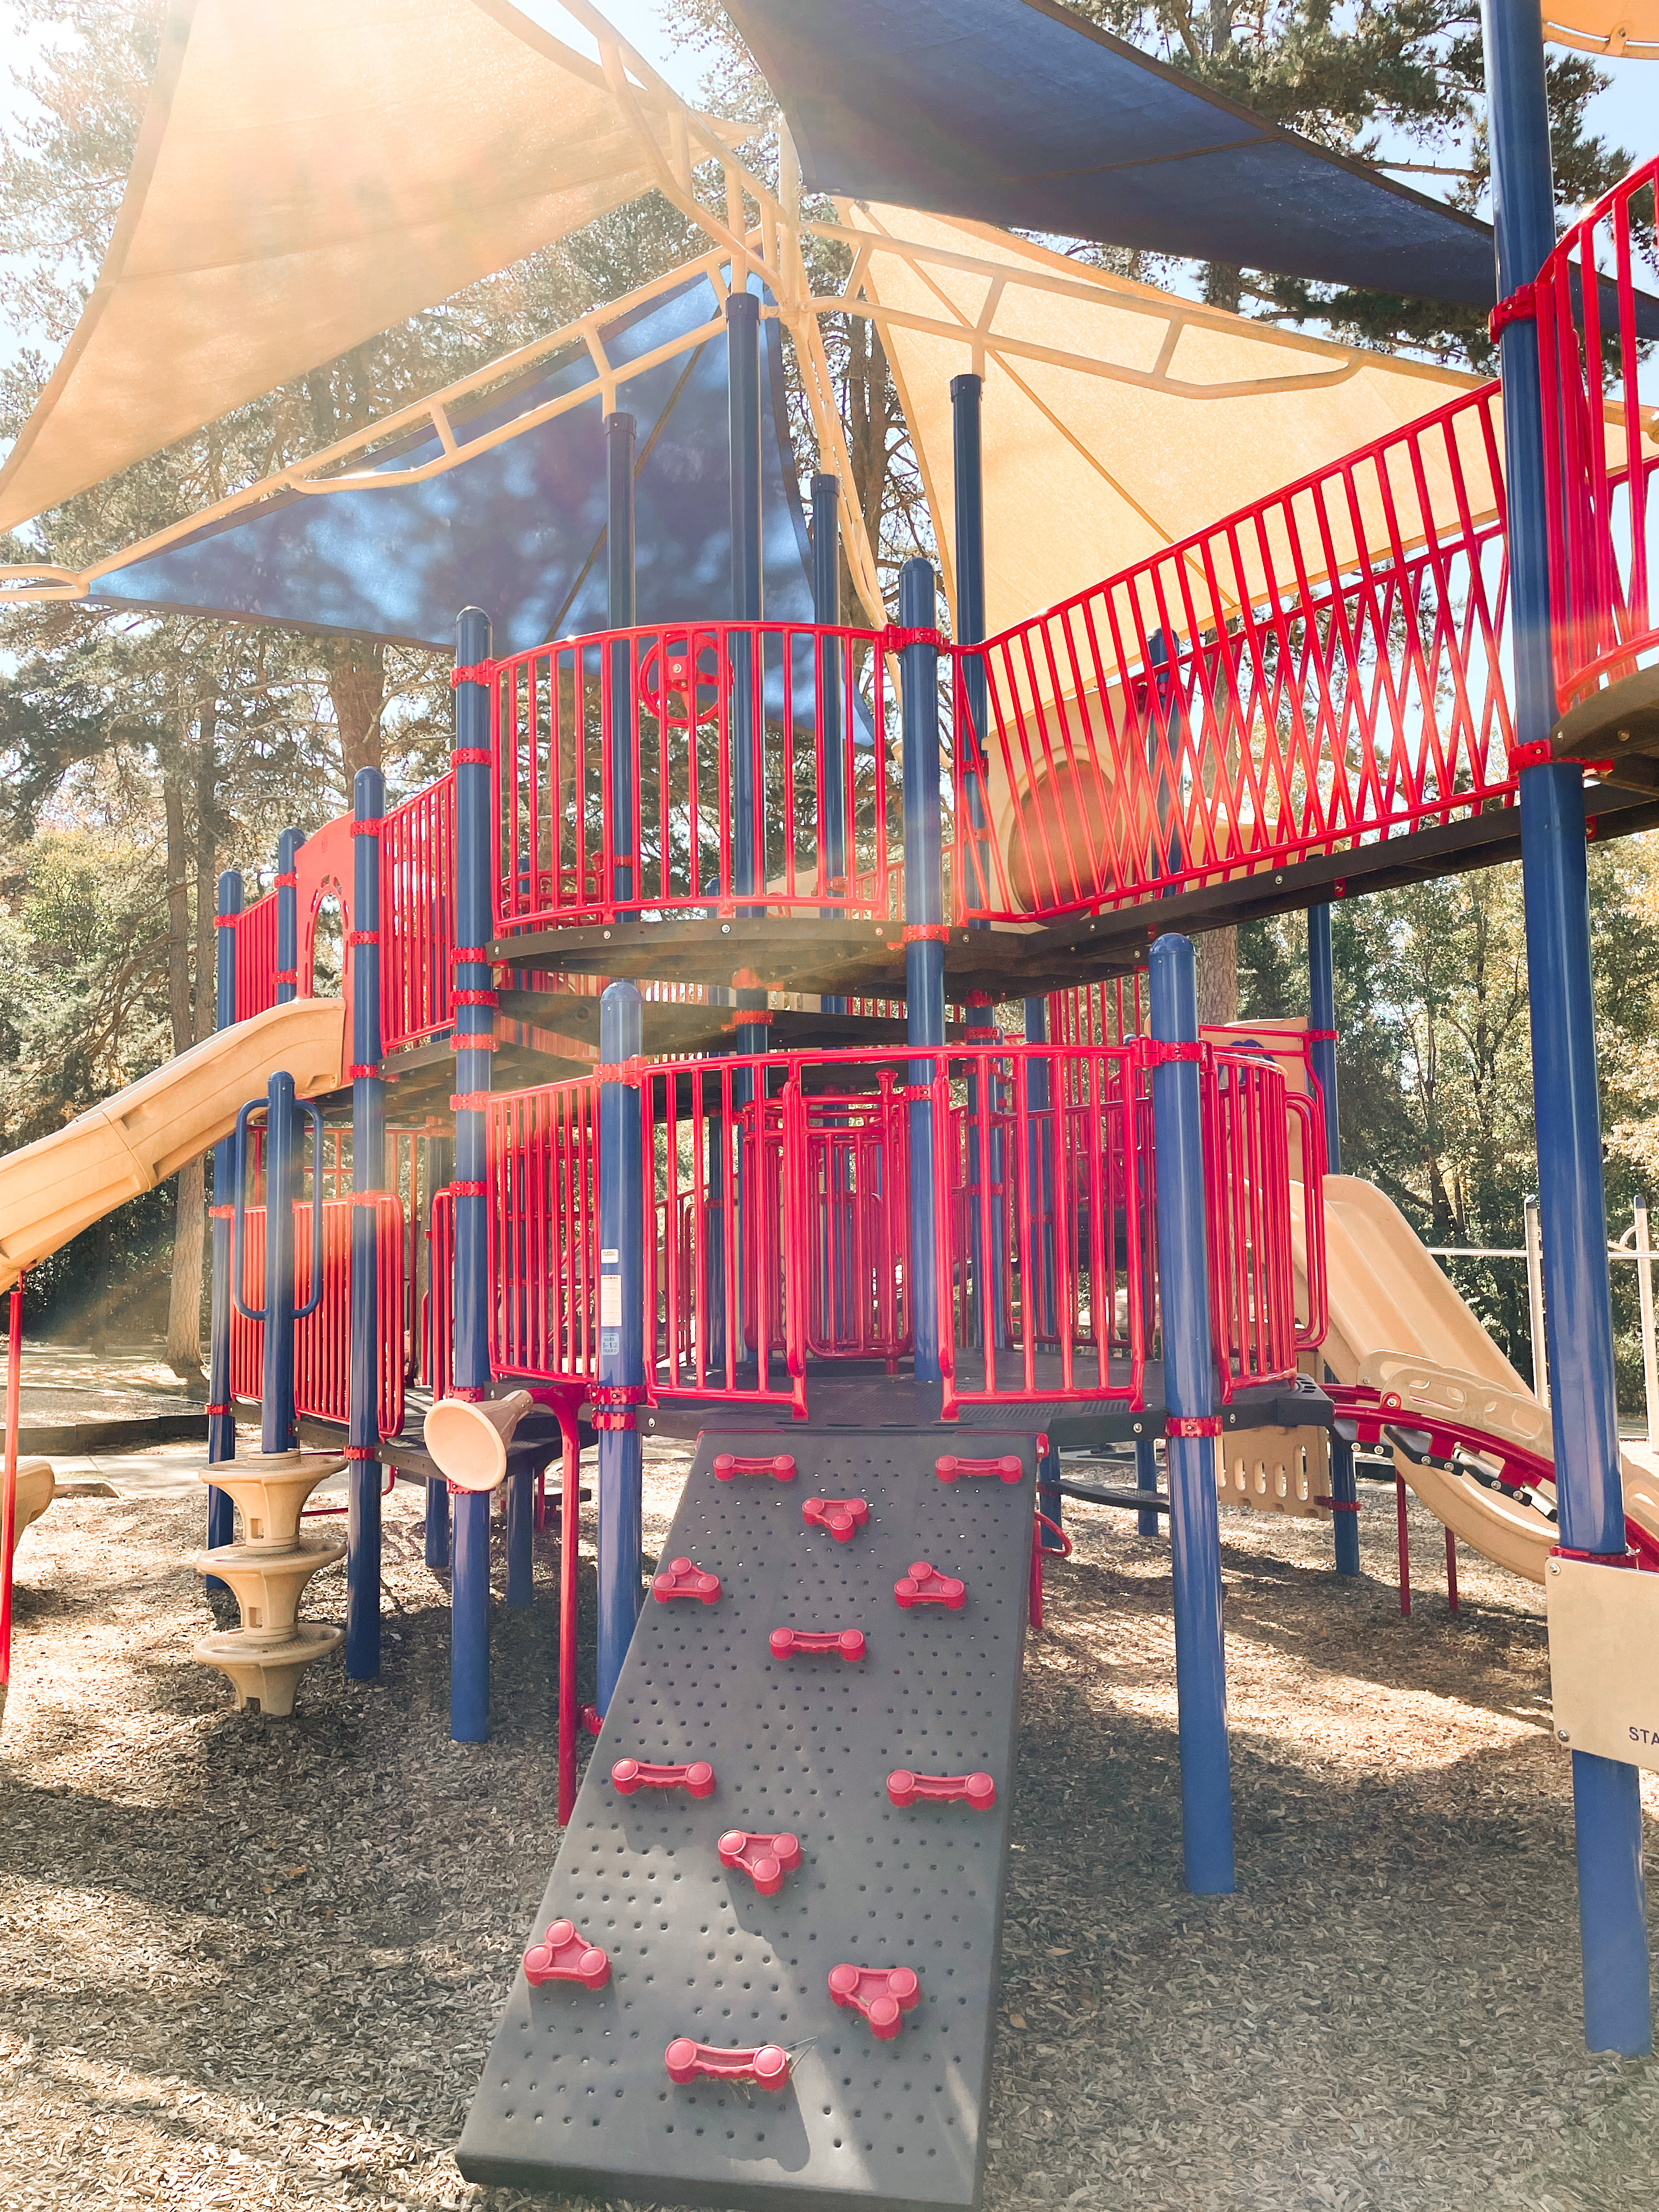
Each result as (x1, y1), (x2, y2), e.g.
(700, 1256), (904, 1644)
(0, 997), (345, 1294)
(1293, 1175), (1659, 1584)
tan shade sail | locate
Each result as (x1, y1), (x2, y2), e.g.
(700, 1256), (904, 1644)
(1543, 3), (1659, 56)
(836, 202), (1492, 638)
(0, 0), (743, 533)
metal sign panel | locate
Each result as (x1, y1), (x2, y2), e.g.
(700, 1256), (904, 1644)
(1547, 1553), (1659, 1769)
(459, 1427), (1037, 2212)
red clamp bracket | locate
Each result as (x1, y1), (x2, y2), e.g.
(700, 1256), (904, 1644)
(449, 1092), (493, 1112)
(1314, 1494), (1362, 1513)
(274, 968), (298, 986)
(903, 1084), (935, 1103)
(714, 1451), (796, 1482)
(449, 1032), (500, 1051)
(802, 1495), (870, 1542)
(1142, 1038), (1201, 1066)
(350, 819), (382, 837)
(1167, 1415), (1223, 1438)
(448, 1180), (488, 1198)
(717, 1828), (802, 1894)
(894, 1560), (966, 1610)
(523, 1919), (611, 1990)
(452, 945), (493, 965)
(274, 873), (298, 889)
(209, 1204), (234, 1220)
(887, 1768), (996, 1811)
(595, 1058), (645, 1084)
(450, 662), (498, 687)
(215, 913), (238, 928)
(612, 1757), (715, 1797)
(652, 1555), (721, 1604)
(828, 1964), (921, 2040)
(902, 922), (951, 943)
(347, 1063), (380, 1080)
(591, 1382), (646, 1435)
(769, 1626), (866, 1662)
(935, 1452), (1022, 1484)
(665, 2038), (791, 2091)
(205, 1403), (230, 1418)
(347, 929), (380, 946)
(343, 1443), (377, 1461)
(1513, 737), (1557, 770)
(453, 988), (498, 1007)
(879, 624), (946, 653)
(1488, 279), (1536, 345)
(451, 745), (492, 766)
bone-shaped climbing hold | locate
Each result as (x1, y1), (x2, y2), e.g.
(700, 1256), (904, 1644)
(665, 2038), (792, 2089)
(769, 1626), (866, 1661)
(887, 1768), (996, 1811)
(612, 1757), (716, 1797)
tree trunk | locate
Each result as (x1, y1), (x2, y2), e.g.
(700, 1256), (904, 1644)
(1195, 927), (1239, 1027)
(329, 641), (386, 781)
(163, 766), (206, 1385)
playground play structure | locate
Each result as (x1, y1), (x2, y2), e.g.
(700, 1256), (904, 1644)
(4, 0), (1659, 2197)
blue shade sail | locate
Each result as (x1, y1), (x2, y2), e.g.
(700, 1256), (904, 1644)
(725, 0), (1504, 306)
(88, 273), (819, 650)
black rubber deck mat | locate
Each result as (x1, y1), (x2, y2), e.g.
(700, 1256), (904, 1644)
(458, 1425), (1039, 2212)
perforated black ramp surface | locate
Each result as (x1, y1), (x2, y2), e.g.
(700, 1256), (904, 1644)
(457, 1426), (1039, 2212)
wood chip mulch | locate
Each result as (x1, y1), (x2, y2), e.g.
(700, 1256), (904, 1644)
(1, 1437), (1657, 2210)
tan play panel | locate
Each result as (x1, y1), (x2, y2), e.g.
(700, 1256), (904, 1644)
(1547, 1553), (1659, 1767)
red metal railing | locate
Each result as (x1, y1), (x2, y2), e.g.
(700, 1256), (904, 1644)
(232, 893), (279, 1021)
(1534, 155), (1659, 714)
(953, 382), (1514, 920)
(424, 1186), (454, 1399)
(382, 772), (456, 1050)
(486, 1081), (600, 1384)
(493, 620), (902, 930)
(229, 1196), (406, 1437)
(1201, 1052), (1325, 1399)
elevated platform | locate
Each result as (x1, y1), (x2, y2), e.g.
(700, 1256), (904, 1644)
(458, 1426), (1039, 2212)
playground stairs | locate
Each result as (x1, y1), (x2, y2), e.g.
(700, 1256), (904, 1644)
(191, 1450), (347, 1716)
(459, 1426), (1038, 2212)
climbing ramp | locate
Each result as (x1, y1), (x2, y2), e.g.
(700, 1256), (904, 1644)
(459, 1427), (1039, 2211)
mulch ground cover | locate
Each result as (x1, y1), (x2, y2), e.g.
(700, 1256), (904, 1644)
(2, 1434), (1656, 2210)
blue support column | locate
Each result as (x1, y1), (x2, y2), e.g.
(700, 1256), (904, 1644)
(1024, 996), (1062, 1542)
(206, 869), (242, 1571)
(952, 372), (994, 928)
(1135, 1432), (1161, 1540)
(727, 286), (764, 941)
(450, 607), (495, 1744)
(597, 981), (645, 1712)
(607, 409), (637, 910)
(814, 471), (848, 1014)
(900, 558), (946, 1389)
(1308, 902), (1358, 1574)
(346, 768), (385, 1680)
(275, 827), (303, 1002)
(1150, 934), (1234, 1896)
(1483, 0), (1650, 2055)
(257, 1073), (302, 1457)
(424, 1134), (453, 1574)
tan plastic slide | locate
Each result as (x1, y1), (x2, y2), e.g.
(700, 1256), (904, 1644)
(0, 997), (345, 1293)
(1293, 1175), (1659, 1584)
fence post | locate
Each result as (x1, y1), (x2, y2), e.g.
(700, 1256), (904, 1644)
(1149, 932), (1235, 1896)
(1525, 1194), (1549, 1404)
(952, 371), (993, 923)
(1135, 1430), (1161, 1540)
(1483, 0), (1649, 2055)
(260, 1070), (301, 1456)
(346, 766), (385, 1681)
(206, 868), (242, 1570)
(275, 827), (303, 1002)
(900, 557), (945, 1387)
(607, 408), (637, 911)
(1638, 1197), (1658, 1452)
(450, 606), (495, 1745)
(814, 470), (848, 1014)
(597, 980), (645, 1712)
(1025, 996), (1062, 1534)
(1308, 905), (1358, 1573)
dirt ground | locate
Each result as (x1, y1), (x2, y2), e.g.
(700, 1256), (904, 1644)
(2, 1435), (1658, 2212)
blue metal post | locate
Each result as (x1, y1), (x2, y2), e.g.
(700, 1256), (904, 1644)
(597, 980), (645, 1712)
(275, 827), (303, 1002)
(424, 1135), (452, 1573)
(900, 557), (946, 1387)
(952, 373), (994, 925)
(450, 608), (495, 1744)
(1308, 902), (1358, 1574)
(814, 471), (848, 1014)
(259, 1072), (301, 1457)
(1150, 933), (1234, 1895)
(1024, 997), (1064, 1544)
(1483, 0), (1650, 2055)
(346, 768), (384, 1680)
(728, 286), (764, 935)
(206, 869), (241, 1568)
(1135, 1432), (1161, 1540)
(607, 409), (637, 910)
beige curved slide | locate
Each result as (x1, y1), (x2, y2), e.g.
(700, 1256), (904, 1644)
(0, 997), (344, 1293)
(1294, 1175), (1659, 1584)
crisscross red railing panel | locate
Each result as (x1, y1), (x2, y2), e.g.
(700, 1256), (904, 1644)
(232, 893), (279, 1021)
(1534, 155), (1659, 713)
(228, 1195), (406, 1438)
(954, 383), (1514, 922)
(493, 620), (903, 930)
